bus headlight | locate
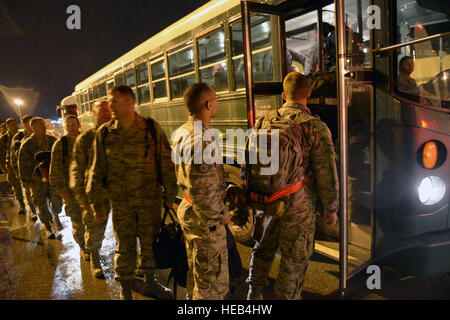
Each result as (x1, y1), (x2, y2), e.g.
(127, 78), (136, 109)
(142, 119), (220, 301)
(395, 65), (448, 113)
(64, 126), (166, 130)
(418, 176), (446, 206)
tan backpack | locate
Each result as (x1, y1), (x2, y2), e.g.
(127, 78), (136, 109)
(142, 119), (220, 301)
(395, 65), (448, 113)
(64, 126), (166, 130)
(245, 110), (316, 213)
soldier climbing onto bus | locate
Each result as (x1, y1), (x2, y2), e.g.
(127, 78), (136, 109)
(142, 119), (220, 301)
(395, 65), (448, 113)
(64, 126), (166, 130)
(69, 100), (112, 279)
(10, 115), (38, 221)
(86, 85), (177, 300)
(244, 72), (339, 300)
(0, 118), (27, 215)
(18, 117), (64, 239)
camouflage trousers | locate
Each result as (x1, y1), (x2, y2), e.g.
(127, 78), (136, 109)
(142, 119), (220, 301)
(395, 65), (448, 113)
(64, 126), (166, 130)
(83, 200), (110, 255)
(111, 199), (161, 282)
(0, 213), (16, 300)
(65, 199), (86, 251)
(22, 183), (36, 215)
(6, 168), (25, 210)
(247, 207), (315, 300)
(31, 182), (63, 231)
(178, 203), (229, 300)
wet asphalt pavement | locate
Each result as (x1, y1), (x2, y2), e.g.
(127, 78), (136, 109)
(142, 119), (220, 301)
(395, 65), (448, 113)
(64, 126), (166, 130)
(2, 174), (450, 300)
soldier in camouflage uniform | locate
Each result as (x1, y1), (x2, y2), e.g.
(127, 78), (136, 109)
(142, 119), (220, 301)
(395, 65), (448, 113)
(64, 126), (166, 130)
(10, 115), (38, 221)
(246, 72), (339, 300)
(69, 100), (112, 279)
(50, 115), (96, 258)
(87, 85), (177, 300)
(0, 118), (26, 214)
(0, 207), (15, 299)
(0, 123), (6, 136)
(18, 117), (64, 239)
(172, 83), (230, 300)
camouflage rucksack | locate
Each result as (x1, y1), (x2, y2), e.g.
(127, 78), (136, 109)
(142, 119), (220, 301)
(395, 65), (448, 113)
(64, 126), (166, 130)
(245, 110), (317, 213)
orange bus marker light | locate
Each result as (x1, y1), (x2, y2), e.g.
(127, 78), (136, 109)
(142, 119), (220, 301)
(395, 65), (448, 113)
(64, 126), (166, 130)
(423, 141), (438, 169)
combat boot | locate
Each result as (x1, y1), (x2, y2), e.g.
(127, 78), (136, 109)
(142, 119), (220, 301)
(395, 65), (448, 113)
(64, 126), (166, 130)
(143, 274), (174, 300)
(90, 252), (105, 279)
(80, 248), (90, 261)
(53, 214), (63, 231)
(44, 221), (55, 239)
(119, 280), (134, 300)
(247, 285), (263, 300)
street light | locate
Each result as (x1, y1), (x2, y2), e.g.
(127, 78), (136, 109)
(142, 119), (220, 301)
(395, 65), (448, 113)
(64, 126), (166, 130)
(13, 98), (23, 123)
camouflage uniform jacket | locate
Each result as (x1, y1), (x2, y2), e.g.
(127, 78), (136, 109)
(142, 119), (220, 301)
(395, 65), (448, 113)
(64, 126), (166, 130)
(50, 135), (76, 196)
(69, 127), (97, 206)
(0, 132), (15, 172)
(275, 102), (339, 217)
(9, 131), (29, 176)
(86, 113), (177, 210)
(172, 116), (228, 223)
(18, 134), (57, 188)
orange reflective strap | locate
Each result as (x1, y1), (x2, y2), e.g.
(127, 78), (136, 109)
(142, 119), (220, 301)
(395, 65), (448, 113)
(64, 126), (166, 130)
(251, 177), (313, 204)
(184, 192), (193, 204)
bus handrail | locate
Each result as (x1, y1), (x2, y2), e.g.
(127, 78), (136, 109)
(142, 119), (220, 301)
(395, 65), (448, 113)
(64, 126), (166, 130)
(373, 31), (450, 54)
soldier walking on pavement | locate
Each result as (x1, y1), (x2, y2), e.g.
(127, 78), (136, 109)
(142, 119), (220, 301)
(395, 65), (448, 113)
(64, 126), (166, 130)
(87, 85), (177, 300)
(10, 115), (38, 221)
(172, 82), (230, 300)
(69, 101), (112, 279)
(50, 115), (97, 259)
(0, 118), (27, 215)
(18, 117), (64, 239)
(245, 72), (339, 300)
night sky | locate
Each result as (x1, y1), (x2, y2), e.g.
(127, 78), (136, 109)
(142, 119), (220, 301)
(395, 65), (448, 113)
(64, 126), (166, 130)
(0, 0), (209, 121)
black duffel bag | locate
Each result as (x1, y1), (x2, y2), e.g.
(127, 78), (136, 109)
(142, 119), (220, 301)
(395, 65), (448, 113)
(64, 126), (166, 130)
(153, 207), (184, 269)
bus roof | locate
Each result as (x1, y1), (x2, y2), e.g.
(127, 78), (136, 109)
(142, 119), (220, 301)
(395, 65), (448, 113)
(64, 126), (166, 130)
(75, 0), (241, 92)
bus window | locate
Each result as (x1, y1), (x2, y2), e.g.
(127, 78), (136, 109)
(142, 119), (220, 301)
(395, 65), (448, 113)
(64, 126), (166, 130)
(170, 74), (195, 99)
(115, 73), (124, 86)
(151, 59), (167, 100)
(136, 63), (150, 104)
(230, 19), (245, 89)
(285, 11), (320, 75)
(168, 46), (195, 77)
(343, 0), (370, 69)
(95, 85), (101, 99)
(136, 63), (149, 85)
(107, 80), (114, 90)
(88, 88), (94, 101)
(231, 14), (278, 86)
(168, 45), (195, 99)
(124, 69), (136, 88)
(99, 83), (107, 98)
(396, 0), (450, 108)
(198, 29), (228, 92)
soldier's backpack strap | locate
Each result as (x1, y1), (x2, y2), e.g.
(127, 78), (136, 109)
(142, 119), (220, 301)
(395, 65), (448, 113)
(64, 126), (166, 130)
(61, 135), (69, 164)
(145, 118), (162, 185)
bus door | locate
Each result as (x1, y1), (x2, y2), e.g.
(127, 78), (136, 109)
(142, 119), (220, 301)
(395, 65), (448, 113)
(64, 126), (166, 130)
(240, 0), (286, 128)
(335, 0), (375, 294)
(241, 0), (377, 295)
(281, 0), (376, 295)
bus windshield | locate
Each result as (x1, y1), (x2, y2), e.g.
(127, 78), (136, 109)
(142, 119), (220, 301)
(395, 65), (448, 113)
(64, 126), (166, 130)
(396, 0), (450, 109)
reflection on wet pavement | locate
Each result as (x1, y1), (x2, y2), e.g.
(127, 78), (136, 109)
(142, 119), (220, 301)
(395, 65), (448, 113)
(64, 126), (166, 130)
(3, 191), (122, 300)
